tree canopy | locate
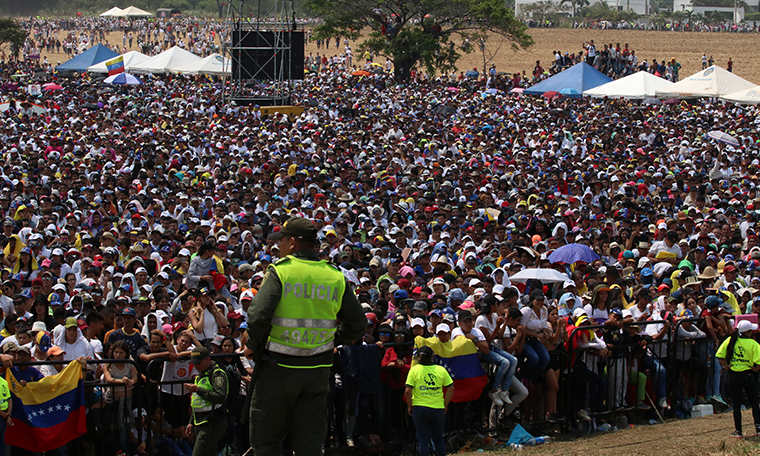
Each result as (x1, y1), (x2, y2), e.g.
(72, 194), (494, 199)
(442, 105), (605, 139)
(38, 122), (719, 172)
(0, 19), (27, 60)
(306, 0), (533, 80)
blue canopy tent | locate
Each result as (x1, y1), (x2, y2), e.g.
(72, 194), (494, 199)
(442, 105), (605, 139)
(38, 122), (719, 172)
(524, 62), (612, 97)
(56, 44), (120, 73)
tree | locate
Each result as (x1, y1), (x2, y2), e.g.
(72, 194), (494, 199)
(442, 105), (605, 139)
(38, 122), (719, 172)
(0, 19), (27, 60)
(521, 0), (564, 21)
(561, 0), (590, 16)
(306, 0), (533, 81)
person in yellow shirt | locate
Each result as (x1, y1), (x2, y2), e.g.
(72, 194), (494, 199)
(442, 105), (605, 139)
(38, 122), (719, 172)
(0, 373), (12, 450)
(717, 320), (760, 438)
(404, 346), (454, 456)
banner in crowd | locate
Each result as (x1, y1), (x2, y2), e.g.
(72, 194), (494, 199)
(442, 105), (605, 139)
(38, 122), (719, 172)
(6, 362), (87, 452)
(414, 335), (488, 402)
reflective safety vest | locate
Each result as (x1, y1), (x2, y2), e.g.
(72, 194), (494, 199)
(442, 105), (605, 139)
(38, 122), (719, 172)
(267, 256), (345, 361)
(191, 366), (228, 425)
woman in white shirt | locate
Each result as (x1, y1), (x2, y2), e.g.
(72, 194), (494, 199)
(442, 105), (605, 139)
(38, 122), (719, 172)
(519, 290), (551, 380)
(475, 296), (517, 407)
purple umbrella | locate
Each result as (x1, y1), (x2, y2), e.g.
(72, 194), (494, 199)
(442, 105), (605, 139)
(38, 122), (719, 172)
(548, 244), (600, 265)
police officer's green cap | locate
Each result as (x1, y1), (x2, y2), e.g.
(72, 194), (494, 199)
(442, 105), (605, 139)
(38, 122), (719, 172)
(189, 347), (210, 364)
(268, 217), (318, 241)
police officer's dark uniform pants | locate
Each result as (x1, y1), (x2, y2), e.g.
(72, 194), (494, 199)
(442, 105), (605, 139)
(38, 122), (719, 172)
(194, 415), (228, 456)
(250, 362), (330, 456)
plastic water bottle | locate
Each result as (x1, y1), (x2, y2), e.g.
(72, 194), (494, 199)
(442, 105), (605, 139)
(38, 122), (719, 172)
(508, 443), (524, 451)
(534, 436), (551, 444)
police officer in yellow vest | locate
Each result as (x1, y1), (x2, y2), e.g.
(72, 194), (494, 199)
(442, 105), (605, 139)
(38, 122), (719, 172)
(245, 217), (365, 456)
(183, 347), (229, 456)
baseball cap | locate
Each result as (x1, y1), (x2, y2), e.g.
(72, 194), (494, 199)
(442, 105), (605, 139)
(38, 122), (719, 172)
(47, 346), (66, 357)
(738, 319), (758, 333)
(268, 217), (318, 240)
(121, 307), (137, 317)
(457, 310), (473, 322)
(189, 346), (210, 364)
(35, 332), (52, 353)
(410, 318), (425, 328)
(436, 323), (451, 333)
(393, 290), (409, 299)
(64, 317), (78, 329)
(2, 341), (18, 353)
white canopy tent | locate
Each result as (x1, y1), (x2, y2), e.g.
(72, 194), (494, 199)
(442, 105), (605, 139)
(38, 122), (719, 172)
(173, 53), (231, 75)
(115, 6), (154, 17)
(654, 66), (755, 99)
(721, 86), (760, 105)
(87, 51), (151, 73)
(130, 46), (202, 74)
(99, 7), (123, 16)
(583, 71), (675, 99)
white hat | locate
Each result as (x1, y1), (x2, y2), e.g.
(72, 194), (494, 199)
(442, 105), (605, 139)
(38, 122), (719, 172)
(411, 318), (425, 328)
(473, 288), (486, 297)
(135, 267), (148, 275)
(738, 319), (758, 333)
(563, 280), (576, 289)
(359, 277), (370, 284)
(436, 323), (451, 334)
(572, 307), (587, 319)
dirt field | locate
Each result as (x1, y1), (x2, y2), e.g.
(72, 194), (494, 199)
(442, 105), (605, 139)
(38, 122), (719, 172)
(38, 27), (760, 82)
(479, 410), (760, 456)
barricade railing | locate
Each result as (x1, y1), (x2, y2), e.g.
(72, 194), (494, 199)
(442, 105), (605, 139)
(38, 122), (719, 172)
(3, 315), (743, 455)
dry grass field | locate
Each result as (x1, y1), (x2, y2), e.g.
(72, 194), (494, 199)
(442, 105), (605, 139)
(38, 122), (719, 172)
(38, 26), (760, 83)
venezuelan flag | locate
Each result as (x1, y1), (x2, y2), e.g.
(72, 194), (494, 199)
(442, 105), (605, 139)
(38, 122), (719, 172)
(414, 336), (488, 403)
(6, 361), (87, 452)
(106, 55), (125, 76)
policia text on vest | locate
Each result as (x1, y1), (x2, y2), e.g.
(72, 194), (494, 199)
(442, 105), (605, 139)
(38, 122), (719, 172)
(246, 218), (366, 456)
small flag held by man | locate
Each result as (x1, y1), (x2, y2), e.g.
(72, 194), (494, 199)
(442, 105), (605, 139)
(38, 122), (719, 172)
(106, 55), (125, 76)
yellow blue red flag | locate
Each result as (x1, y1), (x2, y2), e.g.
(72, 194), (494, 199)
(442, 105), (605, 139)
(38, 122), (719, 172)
(413, 335), (488, 402)
(6, 361), (87, 452)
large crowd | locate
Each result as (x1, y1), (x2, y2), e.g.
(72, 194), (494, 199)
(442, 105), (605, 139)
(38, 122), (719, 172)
(1, 13), (760, 455)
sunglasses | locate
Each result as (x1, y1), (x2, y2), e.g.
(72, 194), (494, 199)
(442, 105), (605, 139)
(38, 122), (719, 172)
(379, 332), (391, 337)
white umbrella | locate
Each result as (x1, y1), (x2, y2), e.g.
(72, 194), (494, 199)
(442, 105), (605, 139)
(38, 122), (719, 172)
(508, 268), (569, 283)
(104, 73), (143, 85)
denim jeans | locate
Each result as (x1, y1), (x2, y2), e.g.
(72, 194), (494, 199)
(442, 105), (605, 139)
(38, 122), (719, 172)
(480, 347), (517, 391)
(696, 339), (722, 397)
(521, 338), (550, 381)
(411, 406), (446, 456)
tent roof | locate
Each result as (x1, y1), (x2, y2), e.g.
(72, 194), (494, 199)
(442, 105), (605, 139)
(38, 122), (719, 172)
(100, 7), (123, 16)
(56, 44), (120, 72)
(654, 66), (756, 99)
(173, 53), (231, 75)
(524, 63), (612, 96)
(87, 51), (151, 73)
(115, 6), (153, 17)
(720, 86), (760, 105)
(583, 71), (675, 99)
(130, 46), (201, 74)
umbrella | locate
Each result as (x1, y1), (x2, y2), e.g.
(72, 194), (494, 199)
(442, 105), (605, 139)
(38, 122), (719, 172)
(0, 102), (46, 115)
(465, 70), (479, 78)
(80, 103), (100, 110)
(543, 91), (560, 99)
(509, 87), (524, 94)
(707, 130), (740, 147)
(509, 268), (569, 283)
(351, 70), (370, 77)
(485, 88), (499, 94)
(340, 266), (360, 287)
(365, 62), (382, 68)
(446, 87), (460, 93)
(548, 244), (600, 264)
(643, 97), (662, 105)
(560, 88), (579, 96)
(42, 84), (63, 91)
(0, 83), (18, 91)
(104, 73), (143, 85)
(662, 98), (680, 105)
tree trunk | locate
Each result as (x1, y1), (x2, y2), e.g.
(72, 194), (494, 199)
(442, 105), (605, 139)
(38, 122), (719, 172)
(217, 0), (224, 19)
(393, 58), (413, 81)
